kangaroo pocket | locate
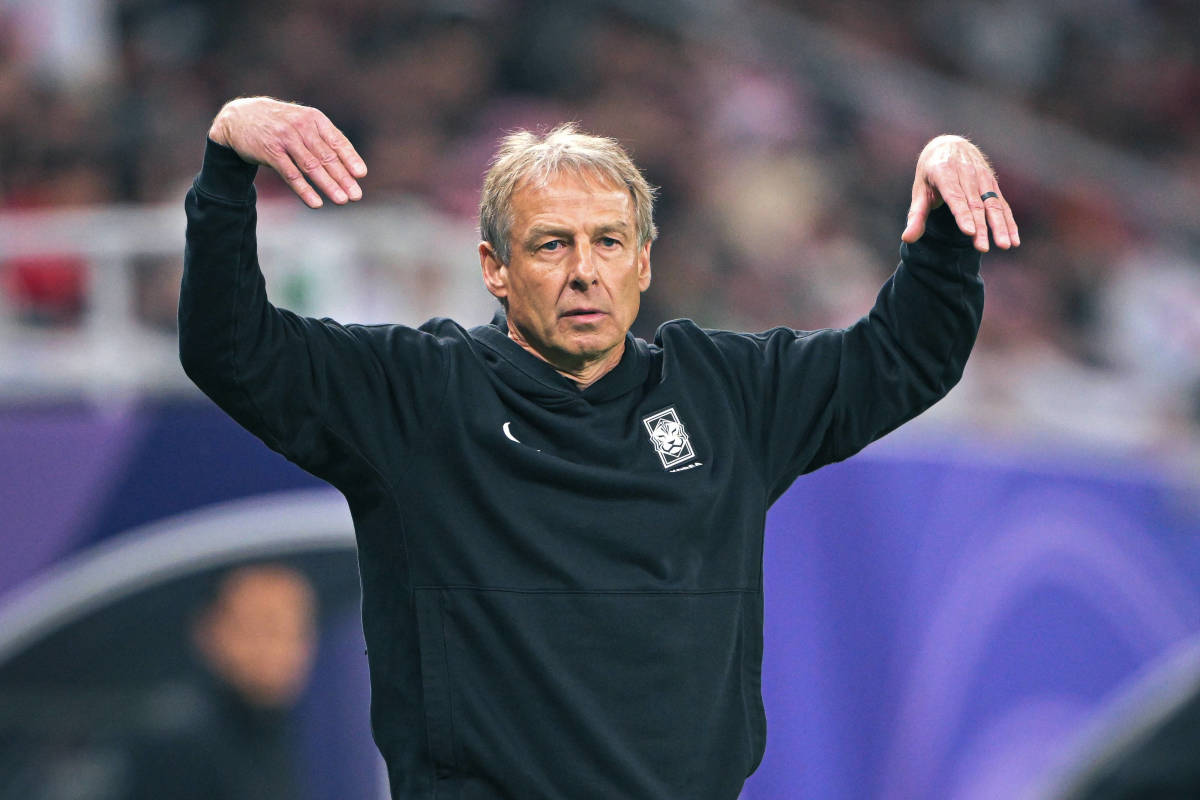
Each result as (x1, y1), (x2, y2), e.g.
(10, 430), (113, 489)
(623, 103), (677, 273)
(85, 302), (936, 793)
(412, 587), (760, 800)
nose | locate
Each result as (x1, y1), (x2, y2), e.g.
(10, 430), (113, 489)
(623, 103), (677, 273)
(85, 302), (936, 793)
(568, 242), (599, 290)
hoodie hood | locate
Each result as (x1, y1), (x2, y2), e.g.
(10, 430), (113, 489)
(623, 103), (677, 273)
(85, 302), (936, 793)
(470, 309), (652, 408)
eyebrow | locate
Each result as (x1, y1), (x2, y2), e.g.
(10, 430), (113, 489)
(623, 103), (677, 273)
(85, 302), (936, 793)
(523, 222), (633, 249)
(593, 222), (632, 238)
(524, 226), (573, 247)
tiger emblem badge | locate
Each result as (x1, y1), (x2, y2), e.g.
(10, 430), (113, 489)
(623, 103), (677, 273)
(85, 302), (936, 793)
(642, 407), (696, 469)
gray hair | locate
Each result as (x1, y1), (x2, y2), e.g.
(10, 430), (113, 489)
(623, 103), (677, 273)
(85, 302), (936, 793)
(479, 122), (658, 265)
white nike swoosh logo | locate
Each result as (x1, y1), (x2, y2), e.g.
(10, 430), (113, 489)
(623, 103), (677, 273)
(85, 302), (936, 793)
(502, 421), (541, 452)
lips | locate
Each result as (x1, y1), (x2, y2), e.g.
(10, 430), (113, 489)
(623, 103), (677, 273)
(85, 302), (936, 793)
(562, 308), (605, 318)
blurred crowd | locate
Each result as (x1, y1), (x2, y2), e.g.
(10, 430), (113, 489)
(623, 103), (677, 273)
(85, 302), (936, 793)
(1, 0), (1198, 463)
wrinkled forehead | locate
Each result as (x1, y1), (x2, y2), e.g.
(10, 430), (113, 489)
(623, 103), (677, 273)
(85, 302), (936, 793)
(506, 175), (638, 244)
(512, 162), (630, 202)
(214, 567), (316, 620)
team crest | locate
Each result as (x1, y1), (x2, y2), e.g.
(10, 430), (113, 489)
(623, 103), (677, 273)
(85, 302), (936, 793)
(642, 407), (696, 469)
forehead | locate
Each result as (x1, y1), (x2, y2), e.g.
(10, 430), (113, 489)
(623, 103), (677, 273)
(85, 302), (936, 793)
(217, 570), (313, 616)
(509, 169), (634, 230)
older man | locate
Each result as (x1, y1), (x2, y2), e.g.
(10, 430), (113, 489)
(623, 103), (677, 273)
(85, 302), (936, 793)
(181, 97), (1016, 799)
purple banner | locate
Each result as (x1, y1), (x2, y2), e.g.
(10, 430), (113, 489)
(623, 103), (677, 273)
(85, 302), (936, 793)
(746, 446), (1200, 799)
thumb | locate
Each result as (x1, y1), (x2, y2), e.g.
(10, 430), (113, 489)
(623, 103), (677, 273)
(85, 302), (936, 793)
(901, 184), (936, 243)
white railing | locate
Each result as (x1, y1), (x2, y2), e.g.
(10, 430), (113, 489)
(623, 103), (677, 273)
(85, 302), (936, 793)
(0, 199), (494, 400)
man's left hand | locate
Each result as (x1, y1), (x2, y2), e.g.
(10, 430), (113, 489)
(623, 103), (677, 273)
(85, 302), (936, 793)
(901, 135), (1020, 253)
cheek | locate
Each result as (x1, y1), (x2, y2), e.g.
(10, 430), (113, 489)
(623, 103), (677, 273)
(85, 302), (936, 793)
(524, 275), (567, 315)
(505, 279), (555, 332)
(616, 266), (645, 305)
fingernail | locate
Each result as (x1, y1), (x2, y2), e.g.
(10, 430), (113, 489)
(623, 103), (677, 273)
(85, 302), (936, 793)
(334, 189), (348, 204)
(349, 183), (362, 201)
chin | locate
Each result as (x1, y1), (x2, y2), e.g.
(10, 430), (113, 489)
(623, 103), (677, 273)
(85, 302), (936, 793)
(564, 336), (619, 358)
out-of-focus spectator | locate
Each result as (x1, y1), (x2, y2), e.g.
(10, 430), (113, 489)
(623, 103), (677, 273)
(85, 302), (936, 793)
(121, 564), (318, 800)
(132, 255), (181, 334)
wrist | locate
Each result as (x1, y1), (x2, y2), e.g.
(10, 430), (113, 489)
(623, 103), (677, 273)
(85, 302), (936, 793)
(196, 137), (258, 202)
(207, 108), (231, 148)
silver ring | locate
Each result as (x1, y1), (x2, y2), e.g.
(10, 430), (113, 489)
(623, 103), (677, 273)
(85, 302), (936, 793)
(980, 191), (999, 202)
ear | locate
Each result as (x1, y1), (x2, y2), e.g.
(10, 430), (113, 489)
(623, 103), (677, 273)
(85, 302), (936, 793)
(479, 241), (509, 301)
(637, 240), (652, 292)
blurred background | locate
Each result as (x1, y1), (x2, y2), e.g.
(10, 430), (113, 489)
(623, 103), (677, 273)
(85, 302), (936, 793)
(0, 0), (1198, 798)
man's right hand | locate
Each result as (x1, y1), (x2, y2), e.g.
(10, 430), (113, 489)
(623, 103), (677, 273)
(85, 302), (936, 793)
(208, 97), (367, 209)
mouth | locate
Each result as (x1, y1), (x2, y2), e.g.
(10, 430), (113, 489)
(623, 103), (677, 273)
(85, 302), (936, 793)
(561, 309), (607, 322)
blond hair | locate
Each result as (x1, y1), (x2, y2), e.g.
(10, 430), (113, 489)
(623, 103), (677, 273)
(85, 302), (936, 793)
(479, 122), (658, 264)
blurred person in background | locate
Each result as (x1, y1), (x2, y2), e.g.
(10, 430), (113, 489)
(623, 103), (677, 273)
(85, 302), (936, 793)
(178, 96), (1016, 798)
(123, 563), (317, 800)
(1062, 694), (1200, 799)
(1049, 640), (1200, 800)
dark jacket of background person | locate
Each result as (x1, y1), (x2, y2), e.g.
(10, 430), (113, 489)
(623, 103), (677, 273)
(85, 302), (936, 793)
(178, 140), (982, 799)
(122, 564), (317, 800)
(1053, 654), (1200, 800)
(124, 672), (308, 800)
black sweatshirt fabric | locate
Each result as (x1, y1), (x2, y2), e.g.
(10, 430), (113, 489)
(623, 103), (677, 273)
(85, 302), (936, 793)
(180, 139), (983, 800)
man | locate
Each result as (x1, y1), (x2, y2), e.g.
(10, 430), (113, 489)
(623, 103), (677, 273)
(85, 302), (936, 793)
(125, 564), (318, 799)
(180, 96), (1017, 799)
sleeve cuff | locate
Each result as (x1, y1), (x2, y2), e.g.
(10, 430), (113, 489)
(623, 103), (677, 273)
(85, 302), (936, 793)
(194, 138), (258, 202)
(920, 203), (974, 248)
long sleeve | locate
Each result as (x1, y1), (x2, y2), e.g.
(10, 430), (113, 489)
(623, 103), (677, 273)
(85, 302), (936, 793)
(704, 203), (984, 502)
(178, 139), (447, 489)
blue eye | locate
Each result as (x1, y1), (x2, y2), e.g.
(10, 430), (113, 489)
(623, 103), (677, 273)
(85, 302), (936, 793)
(599, 237), (619, 247)
(540, 240), (564, 251)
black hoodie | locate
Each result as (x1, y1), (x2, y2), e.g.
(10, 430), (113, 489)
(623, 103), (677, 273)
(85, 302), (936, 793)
(180, 140), (983, 799)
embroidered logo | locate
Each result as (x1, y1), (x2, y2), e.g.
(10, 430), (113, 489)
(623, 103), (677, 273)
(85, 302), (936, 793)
(642, 407), (696, 469)
(502, 421), (540, 452)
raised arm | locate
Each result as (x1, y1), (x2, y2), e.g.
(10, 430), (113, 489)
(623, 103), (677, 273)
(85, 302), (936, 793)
(179, 99), (445, 489)
(718, 135), (1016, 499)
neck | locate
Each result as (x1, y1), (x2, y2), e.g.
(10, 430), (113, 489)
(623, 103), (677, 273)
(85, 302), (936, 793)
(506, 325), (624, 390)
(554, 344), (625, 389)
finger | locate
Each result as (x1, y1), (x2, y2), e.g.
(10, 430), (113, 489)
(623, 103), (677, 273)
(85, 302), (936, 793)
(318, 117), (368, 181)
(264, 139), (324, 208)
(1000, 192), (1020, 247)
(946, 168), (989, 252)
(938, 176), (982, 247)
(284, 133), (351, 205)
(901, 184), (932, 243)
(975, 162), (1012, 250)
(297, 124), (359, 204)
(980, 188), (1011, 249)
(964, 179), (990, 253)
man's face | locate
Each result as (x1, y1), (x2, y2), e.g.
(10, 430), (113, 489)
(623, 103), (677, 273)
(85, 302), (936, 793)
(197, 568), (317, 708)
(480, 170), (651, 374)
